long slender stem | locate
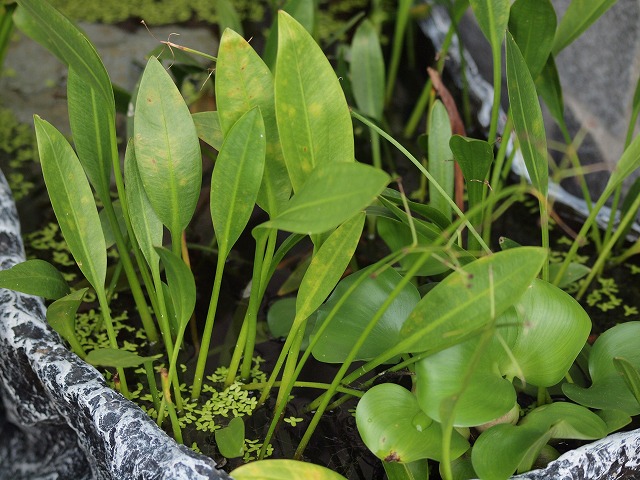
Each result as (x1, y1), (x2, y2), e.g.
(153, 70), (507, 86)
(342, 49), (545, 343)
(96, 288), (129, 397)
(191, 255), (225, 400)
(487, 46), (502, 144)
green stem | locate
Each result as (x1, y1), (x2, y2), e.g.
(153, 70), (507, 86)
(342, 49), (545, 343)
(384, 0), (412, 105)
(191, 255), (225, 400)
(487, 46), (502, 144)
(143, 360), (161, 412)
(96, 288), (129, 397)
(161, 369), (182, 444)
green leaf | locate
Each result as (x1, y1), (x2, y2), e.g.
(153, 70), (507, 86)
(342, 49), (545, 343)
(548, 262), (590, 288)
(14, 0), (113, 108)
(563, 322), (640, 415)
(415, 337), (517, 427)
(85, 347), (161, 368)
(295, 212), (365, 325)
(267, 297), (316, 350)
(192, 111), (223, 151)
(134, 56), (202, 236)
(67, 68), (115, 204)
(535, 55), (565, 126)
(502, 279), (591, 387)
(350, 19), (385, 121)
(449, 135), (493, 215)
(231, 459), (347, 480)
(155, 247), (196, 329)
(472, 423), (551, 479)
(552, 0), (617, 54)
(383, 459), (430, 480)
(428, 100), (454, 219)
(124, 139), (163, 275)
(215, 416), (245, 458)
(376, 216), (450, 276)
(261, 162), (389, 234)
(216, 28), (290, 215)
(0, 259), (70, 300)
(596, 409), (632, 434)
(399, 247), (547, 353)
(215, 0), (243, 36)
(211, 107), (266, 260)
(356, 383), (469, 463)
(47, 288), (89, 357)
(263, 0), (316, 70)
(506, 33), (548, 198)
(605, 131), (640, 195)
(521, 402), (608, 440)
(469, 0), (510, 51)
(508, 0), (557, 79)
(99, 200), (126, 249)
(311, 267), (420, 363)
(34, 116), (106, 292)
(275, 10), (354, 193)
(613, 357), (640, 407)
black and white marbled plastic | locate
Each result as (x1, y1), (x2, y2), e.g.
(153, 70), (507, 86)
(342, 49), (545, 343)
(0, 170), (230, 479)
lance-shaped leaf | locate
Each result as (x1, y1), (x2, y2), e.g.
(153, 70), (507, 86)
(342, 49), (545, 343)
(34, 116), (106, 292)
(0, 259), (69, 300)
(295, 212), (365, 325)
(605, 130), (640, 194)
(155, 247), (196, 329)
(275, 11), (354, 193)
(552, 0), (617, 54)
(124, 139), (162, 275)
(428, 100), (454, 219)
(351, 19), (385, 121)
(216, 28), (290, 216)
(508, 0), (556, 79)
(211, 107), (266, 260)
(356, 384), (469, 463)
(535, 55), (565, 127)
(14, 0), (113, 108)
(134, 56), (202, 236)
(506, 33), (548, 197)
(399, 247), (546, 353)
(67, 68), (115, 204)
(469, 0), (509, 51)
(261, 162), (389, 234)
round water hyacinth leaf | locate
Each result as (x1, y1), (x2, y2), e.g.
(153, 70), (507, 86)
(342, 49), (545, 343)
(563, 322), (640, 415)
(311, 268), (420, 363)
(520, 402), (607, 440)
(356, 383), (469, 463)
(503, 279), (591, 387)
(415, 337), (517, 427)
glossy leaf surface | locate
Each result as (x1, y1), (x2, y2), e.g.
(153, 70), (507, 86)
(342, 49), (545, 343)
(564, 322), (640, 414)
(508, 0), (556, 78)
(0, 259), (69, 300)
(211, 107), (266, 259)
(262, 162), (389, 234)
(231, 459), (347, 480)
(134, 56), (202, 235)
(311, 268), (420, 363)
(415, 337), (517, 427)
(216, 29), (289, 215)
(520, 402), (608, 440)
(356, 384), (469, 463)
(34, 116), (106, 291)
(351, 19), (384, 121)
(503, 279), (591, 386)
(399, 247), (546, 353)
(275, 11), (354, 193)
(506, 33), (548, 197)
